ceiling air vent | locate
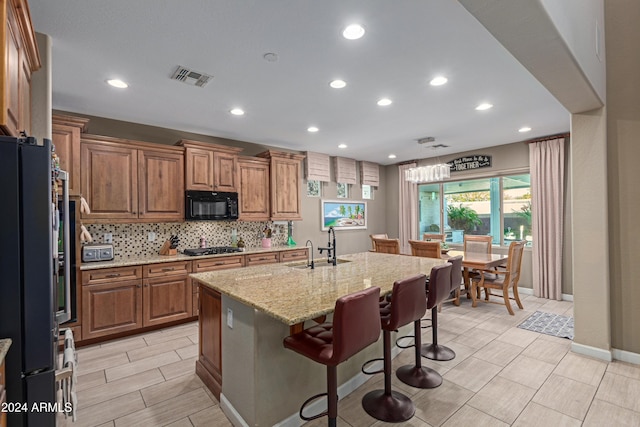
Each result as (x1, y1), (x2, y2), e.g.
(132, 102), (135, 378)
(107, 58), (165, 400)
(170, 66), (213, 88)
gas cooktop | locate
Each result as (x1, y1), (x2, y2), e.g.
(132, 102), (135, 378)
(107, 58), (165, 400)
(183, 246), (242, 256)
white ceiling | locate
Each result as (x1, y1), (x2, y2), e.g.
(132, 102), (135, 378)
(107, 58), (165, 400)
(28, 0), (569, 165)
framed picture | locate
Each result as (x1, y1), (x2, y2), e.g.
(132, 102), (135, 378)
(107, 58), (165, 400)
(321, 199), (367, 231)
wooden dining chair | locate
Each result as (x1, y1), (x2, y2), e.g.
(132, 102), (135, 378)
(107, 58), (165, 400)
(471, 240), (526, 315)
(408, 240), (441, 259)
(463, 234), (492, 253)
(369, 233), (389, 251)
(422, 233), (445, 242)
(371, 238), (400, 254)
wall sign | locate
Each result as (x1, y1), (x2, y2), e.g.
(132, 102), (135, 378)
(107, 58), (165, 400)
(447, 155), (492, 172)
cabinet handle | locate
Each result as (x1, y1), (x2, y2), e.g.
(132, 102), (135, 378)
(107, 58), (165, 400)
(106, 273), (121, 278)
(214, 262), (225, 266)
(162, 267), (175, 272)
(137, 284), (141, 288)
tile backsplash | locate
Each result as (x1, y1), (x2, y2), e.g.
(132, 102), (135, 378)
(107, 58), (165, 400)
(85, 221), (288, 258)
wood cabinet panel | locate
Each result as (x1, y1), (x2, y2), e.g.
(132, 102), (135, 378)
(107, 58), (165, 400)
(257, 150), (305, 220)
(185, 147), (214, 191)
(238, 157), (270, 221)
(82, 279), (143, 340)
(144, 261), (190, 278)
(213, 151), (238, 192)
(81, 142), (138, 220)
(192, 255), (244, 272)
(82, 265), (142, 285)
(198, 286), (222, 398)
(138, 149), (184, 221)
(245, 252), (279, 266)
(143, 275), (192, 327)
(279, 248), (309, 262)
(52, 115), (88, 196)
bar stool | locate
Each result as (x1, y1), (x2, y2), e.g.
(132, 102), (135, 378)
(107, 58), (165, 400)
(421, 262), (457, 361)
(361, 274), (428, 422)
(396, 264), (452, 389)
(283, 287), (381, 427)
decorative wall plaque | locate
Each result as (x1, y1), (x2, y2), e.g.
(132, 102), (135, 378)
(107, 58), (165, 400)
(447, 155), (492, 172)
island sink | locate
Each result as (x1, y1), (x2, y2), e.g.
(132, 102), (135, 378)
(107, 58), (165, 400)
(288, 259), (351, 269)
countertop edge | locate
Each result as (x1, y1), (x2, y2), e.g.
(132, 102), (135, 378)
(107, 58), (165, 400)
(80, 245), (307, 270)
(0, 338), (12, 363)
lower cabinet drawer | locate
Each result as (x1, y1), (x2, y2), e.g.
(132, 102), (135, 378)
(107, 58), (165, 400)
(193, 255), (244, 272)
(279, 248), (309, 262)
(245, 252), (279, 266)
(82, 265), (142, 285)
(144, 261), (191, 278)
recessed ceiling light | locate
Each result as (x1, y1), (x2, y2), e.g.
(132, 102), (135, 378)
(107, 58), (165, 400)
(338, 143), (348, 149)
(377, 98), (392, 106)
(475, 103), (493, 111)
(230, 108), (245, 116)
(307, 126), (319, 133)
(518, 126), (532, 133)
(329, 79), (347, 89)
(430, 76), (448, 86)
(106, 79), (128, 89)
(388, 154), (397, 159)
(342, 24), (365, 40)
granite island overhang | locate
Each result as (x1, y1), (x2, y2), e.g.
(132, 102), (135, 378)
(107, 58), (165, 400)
(190, 252), (447, 426)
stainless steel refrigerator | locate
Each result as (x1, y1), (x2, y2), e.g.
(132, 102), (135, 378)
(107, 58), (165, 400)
(0, 135), (69, 427)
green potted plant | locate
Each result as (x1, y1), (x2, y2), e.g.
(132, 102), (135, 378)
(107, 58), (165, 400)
(447, 204), (482, 232)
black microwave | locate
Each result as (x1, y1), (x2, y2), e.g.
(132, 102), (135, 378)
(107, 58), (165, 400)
(185, 191), (239, 221)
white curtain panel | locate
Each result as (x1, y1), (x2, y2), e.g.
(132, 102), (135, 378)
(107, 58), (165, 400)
(398, 163), (418, 254)
(530, 138), (565, 300)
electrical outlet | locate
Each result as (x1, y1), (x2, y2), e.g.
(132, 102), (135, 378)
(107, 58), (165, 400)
(227, 308), (233, 328)
(148, 232), (156, 242)
(104, 233), (113, 243)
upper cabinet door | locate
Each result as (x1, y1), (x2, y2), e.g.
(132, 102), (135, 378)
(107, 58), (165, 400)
(52, 115), (89, 196)
(238, 157), (270, 221)
(138, 149), (184, 221)
(81, 141), (138, 220)
(185, 147), (214, 191)
(257, 150), (305, 221)
(213, 151), (238, 192)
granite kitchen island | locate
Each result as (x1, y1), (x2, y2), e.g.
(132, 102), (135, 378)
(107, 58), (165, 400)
(190, 251), (446, 426)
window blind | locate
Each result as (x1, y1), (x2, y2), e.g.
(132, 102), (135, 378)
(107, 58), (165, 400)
(360, 161), (380, 186)
(305, 152), (331, 182)
(334, 157), (357, 184)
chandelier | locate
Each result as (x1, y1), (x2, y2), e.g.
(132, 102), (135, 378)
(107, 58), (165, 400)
(404, 163), (451, 183)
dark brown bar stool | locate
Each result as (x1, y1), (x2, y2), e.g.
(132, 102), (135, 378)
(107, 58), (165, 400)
(421, 260), (457, 361)
(396, 264), (452, 389)
(283, 287), (381, 427)
(361, 274), (429, 422)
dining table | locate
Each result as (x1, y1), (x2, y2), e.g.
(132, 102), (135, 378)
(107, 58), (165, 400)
(443, 250), (509, 305)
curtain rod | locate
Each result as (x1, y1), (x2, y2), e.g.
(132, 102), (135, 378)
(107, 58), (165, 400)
(524, 132), (570, 144)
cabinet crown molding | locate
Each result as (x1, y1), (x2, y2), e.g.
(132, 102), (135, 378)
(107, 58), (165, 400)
(257, 150), (305, 161)
(175, 139), (243, 154)
(82, 134), (184, 153)
(53, 114), (90, 131)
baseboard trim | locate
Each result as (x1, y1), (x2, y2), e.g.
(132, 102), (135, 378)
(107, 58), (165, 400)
(220, 393), (250, 427)
(517, 287), (573, 302)
(612, 348), (640, 365)
(571, 342), (613, 362)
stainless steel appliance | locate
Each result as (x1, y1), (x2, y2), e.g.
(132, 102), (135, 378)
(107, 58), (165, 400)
(0, 136), (66, 427)
(82, 243), (114, 262)
(183, 246), (243, 256)
(185, 190), (239, 221)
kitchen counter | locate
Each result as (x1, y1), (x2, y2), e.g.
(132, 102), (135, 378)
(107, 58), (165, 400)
(0, 339), (10, 363)
(191, 251), (446, 326)
(191, 252), (447, 426)
(79, 245), (305, 270)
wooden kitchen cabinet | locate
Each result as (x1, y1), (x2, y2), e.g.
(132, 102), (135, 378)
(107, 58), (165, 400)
(245, 252), (279, 266)
(0, 0), (40, 137)
(279, 248), (309, 262)
(142, 261), (192, 327)
(191, 255), (244, 317)
(81, 134), (184, 222)
(81, 266), (144, 340)
(257, 150), (305, 220)
(177, 139), (243, 192)
(196, 286), (222, 399)
(238, 156), (270, 221)
(52, 114), (89, 196)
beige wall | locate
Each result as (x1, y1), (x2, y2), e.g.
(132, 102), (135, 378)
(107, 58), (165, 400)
(605, 0), (640, 354)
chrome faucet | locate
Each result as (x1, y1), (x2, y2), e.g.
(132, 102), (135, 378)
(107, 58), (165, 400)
(305, 239), (315, 269)
(318, 226), (337, 266)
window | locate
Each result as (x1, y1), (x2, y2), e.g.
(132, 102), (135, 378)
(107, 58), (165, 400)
(337, 183), (349, 198)
(418, 174), (531, 246)
(307, 180), (321, 197)
(362, 184), (373, 199)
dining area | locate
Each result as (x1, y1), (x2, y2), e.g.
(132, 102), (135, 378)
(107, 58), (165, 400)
(369, 233), (526, 316)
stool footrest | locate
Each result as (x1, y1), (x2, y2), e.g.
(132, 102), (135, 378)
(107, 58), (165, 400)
(361, 358), (384, 375)
(395, 335), (415, 349)
(420, 318), (432, 329)
(299, 392), (329, 421)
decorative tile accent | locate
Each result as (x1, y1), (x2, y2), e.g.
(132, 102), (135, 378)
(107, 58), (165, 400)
(518, 311), (574, 340)
(86, 221), (287, 258)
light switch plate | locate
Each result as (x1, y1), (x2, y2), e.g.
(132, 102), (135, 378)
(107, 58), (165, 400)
(148, 232), (156, 242)
(227, 308), (233, 328)
(104, 233), (113, 243)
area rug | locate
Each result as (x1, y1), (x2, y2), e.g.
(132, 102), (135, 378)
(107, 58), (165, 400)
(517, 311), (574, 340)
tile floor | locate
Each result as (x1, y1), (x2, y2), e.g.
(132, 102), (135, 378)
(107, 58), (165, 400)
(58, 294), (640, 427)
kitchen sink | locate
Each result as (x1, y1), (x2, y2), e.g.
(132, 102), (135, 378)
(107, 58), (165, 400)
(289, 259), (351, 269)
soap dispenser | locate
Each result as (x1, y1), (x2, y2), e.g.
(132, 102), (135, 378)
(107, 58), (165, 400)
(231, 228), (238, 247)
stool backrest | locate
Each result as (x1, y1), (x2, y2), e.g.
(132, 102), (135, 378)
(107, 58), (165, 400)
(423, 233), (445, 242)
(388, 274), (428, 329)
(426, 263), (453, 310)
(464, 234), (492, 254)
(331, 287), (381, 364)
(372, 238), (401, 254)
(447, 255), (463, 293)
(369, 233), (389, 250)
